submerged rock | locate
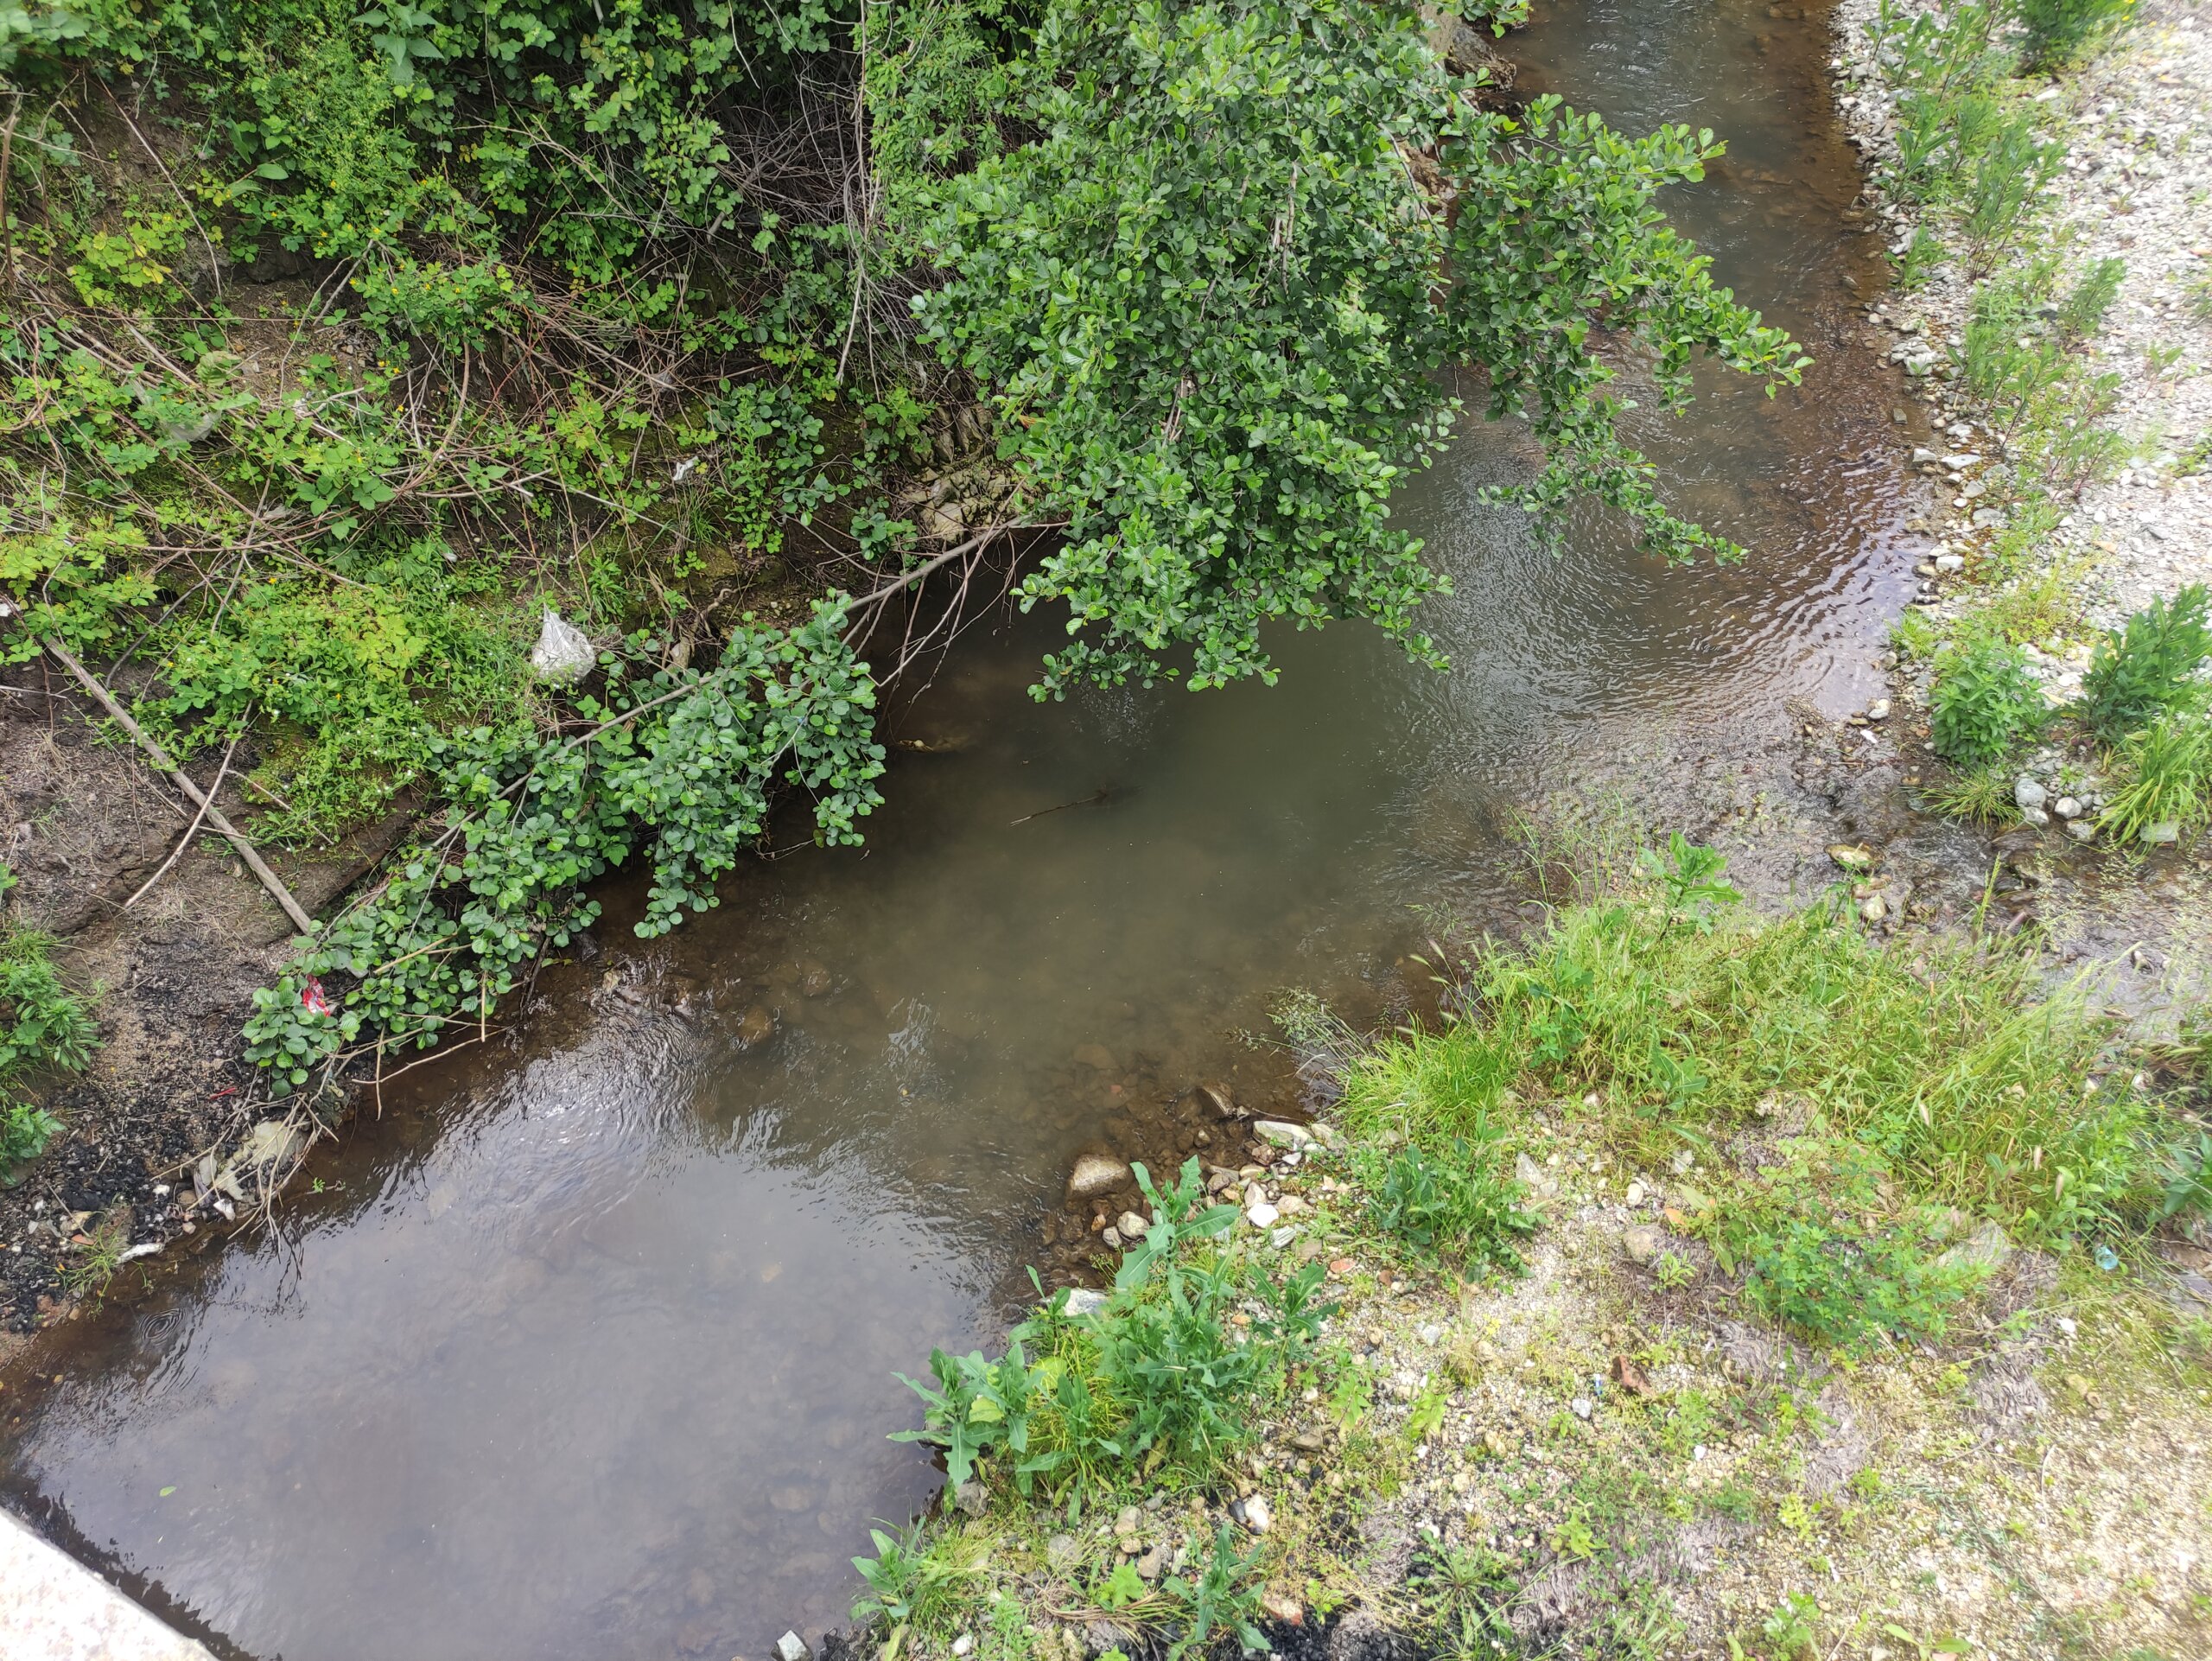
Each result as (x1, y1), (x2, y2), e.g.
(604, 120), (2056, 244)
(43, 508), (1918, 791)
(1192, 1081), (1238, 1119)
(1065, 1151), (1131, 1201)
(776, 1633), (811, 1661)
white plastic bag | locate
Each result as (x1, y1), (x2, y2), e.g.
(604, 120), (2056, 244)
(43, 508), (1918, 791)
(530, 608), (596, 684)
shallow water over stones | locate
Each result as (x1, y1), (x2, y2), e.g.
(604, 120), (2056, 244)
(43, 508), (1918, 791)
(1, 3), (1936, 1655)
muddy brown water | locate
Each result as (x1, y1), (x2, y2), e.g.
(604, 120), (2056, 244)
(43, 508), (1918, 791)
(3, 3), (1933, 1655)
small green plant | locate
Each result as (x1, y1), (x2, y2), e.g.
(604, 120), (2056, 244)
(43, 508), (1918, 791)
(850, 1521), (985, 1635)
(1653, 1250), (1695, 1290)
(1894, 226), (1946, 289)
(1, 877), (100, 1177)
(2097, 710), (2211, 843)
(1930, 635), (2044, 765)
(2, 1104), (63, 1173)
(1926, 763), (2023, 825)
(1637, 831), (1743, 932)
(1759, 1590), (1821, 1658)
(1363, 1134), (1537, 1275)
(1161, 1524), (1268, 1658)
(1963, 115), (2063, 256)
(893, 1160), (1333, 1506)
(1406, 1377), (1451, 1443)
(2078, 584), (2211, 745)
(2159, 1132), (2212, 1224)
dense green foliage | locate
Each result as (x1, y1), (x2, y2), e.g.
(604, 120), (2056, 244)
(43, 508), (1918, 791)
(3, 0), (1800, 1089)
(1359, 1132), (1536, 1274)
(894, 1159), (1331, 1501)
(0, 863), (101, 1175)
(898, 0), (1805, 692)
(242, 606), (882, 1092)
(1929, 633), (2043, 765)
(2079, 582), (2211, 745)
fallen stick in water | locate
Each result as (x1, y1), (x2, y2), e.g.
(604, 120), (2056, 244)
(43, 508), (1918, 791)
(1010, 787), (1111, 825)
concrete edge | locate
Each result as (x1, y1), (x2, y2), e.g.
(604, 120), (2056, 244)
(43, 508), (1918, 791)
(1, 1507), (216, 1661)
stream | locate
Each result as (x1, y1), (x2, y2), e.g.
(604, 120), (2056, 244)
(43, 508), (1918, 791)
(0, 3), (1927, 1655)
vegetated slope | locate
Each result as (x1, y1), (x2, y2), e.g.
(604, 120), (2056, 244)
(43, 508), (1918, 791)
(0, 0), (1802, 1308)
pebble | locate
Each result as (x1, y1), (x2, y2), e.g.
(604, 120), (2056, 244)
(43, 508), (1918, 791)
(952, 1637), (974, 1658)
(1623, 1225), (1663, 1266)
(1935, 551), (1964, 573)
(1866, 697), (1891, 720)
(776, 1633), (811, 1661)
(2066, 819), (2097, 843)
(2054, 796), (2082, 819)
(1254, 1120), (1313, 1149)
(2014, 776), (2049, 811)
(1102, 1227), (1123, 1250)
(1061, 1288), (1109, 1318)
(1116, 1210), (1149, 1239)
(1271, 1225), (1298, 1248)
(1624, 1181), (1646, 1206)
(1571, 1397), (1594, 1421)
(1231, 1493), (1272, 1533)
(1246, 1201), (1281, 1230)
(1860, 894), (1888, 923)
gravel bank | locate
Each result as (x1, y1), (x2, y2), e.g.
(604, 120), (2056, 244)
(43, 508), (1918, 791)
(1833, 0), (2211, 657)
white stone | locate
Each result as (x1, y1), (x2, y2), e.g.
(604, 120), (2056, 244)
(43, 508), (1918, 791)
(1253, 1120), (1314, 1149)
(1247, 1201), (1281, 1230)
(2014, 776), (2049, 811)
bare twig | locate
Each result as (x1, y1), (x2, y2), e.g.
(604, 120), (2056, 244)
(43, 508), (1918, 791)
(41, 638), (314, 933)
(124, 716), (247, 909)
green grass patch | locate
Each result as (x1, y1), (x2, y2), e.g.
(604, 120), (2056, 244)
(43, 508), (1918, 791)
(1338, 879), (2159, 1245)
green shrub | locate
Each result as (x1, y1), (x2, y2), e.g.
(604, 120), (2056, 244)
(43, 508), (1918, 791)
(1963, 114), (2063, 256)
(1362, 1132), (1537, 1275)
(2097, 710), (2212, 843)
(2078, 583), (2212, 746)
(1931, 635), (2044, 765)
(892, 1159), (1332, 1507)
(2014, 0), (2137, 72)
